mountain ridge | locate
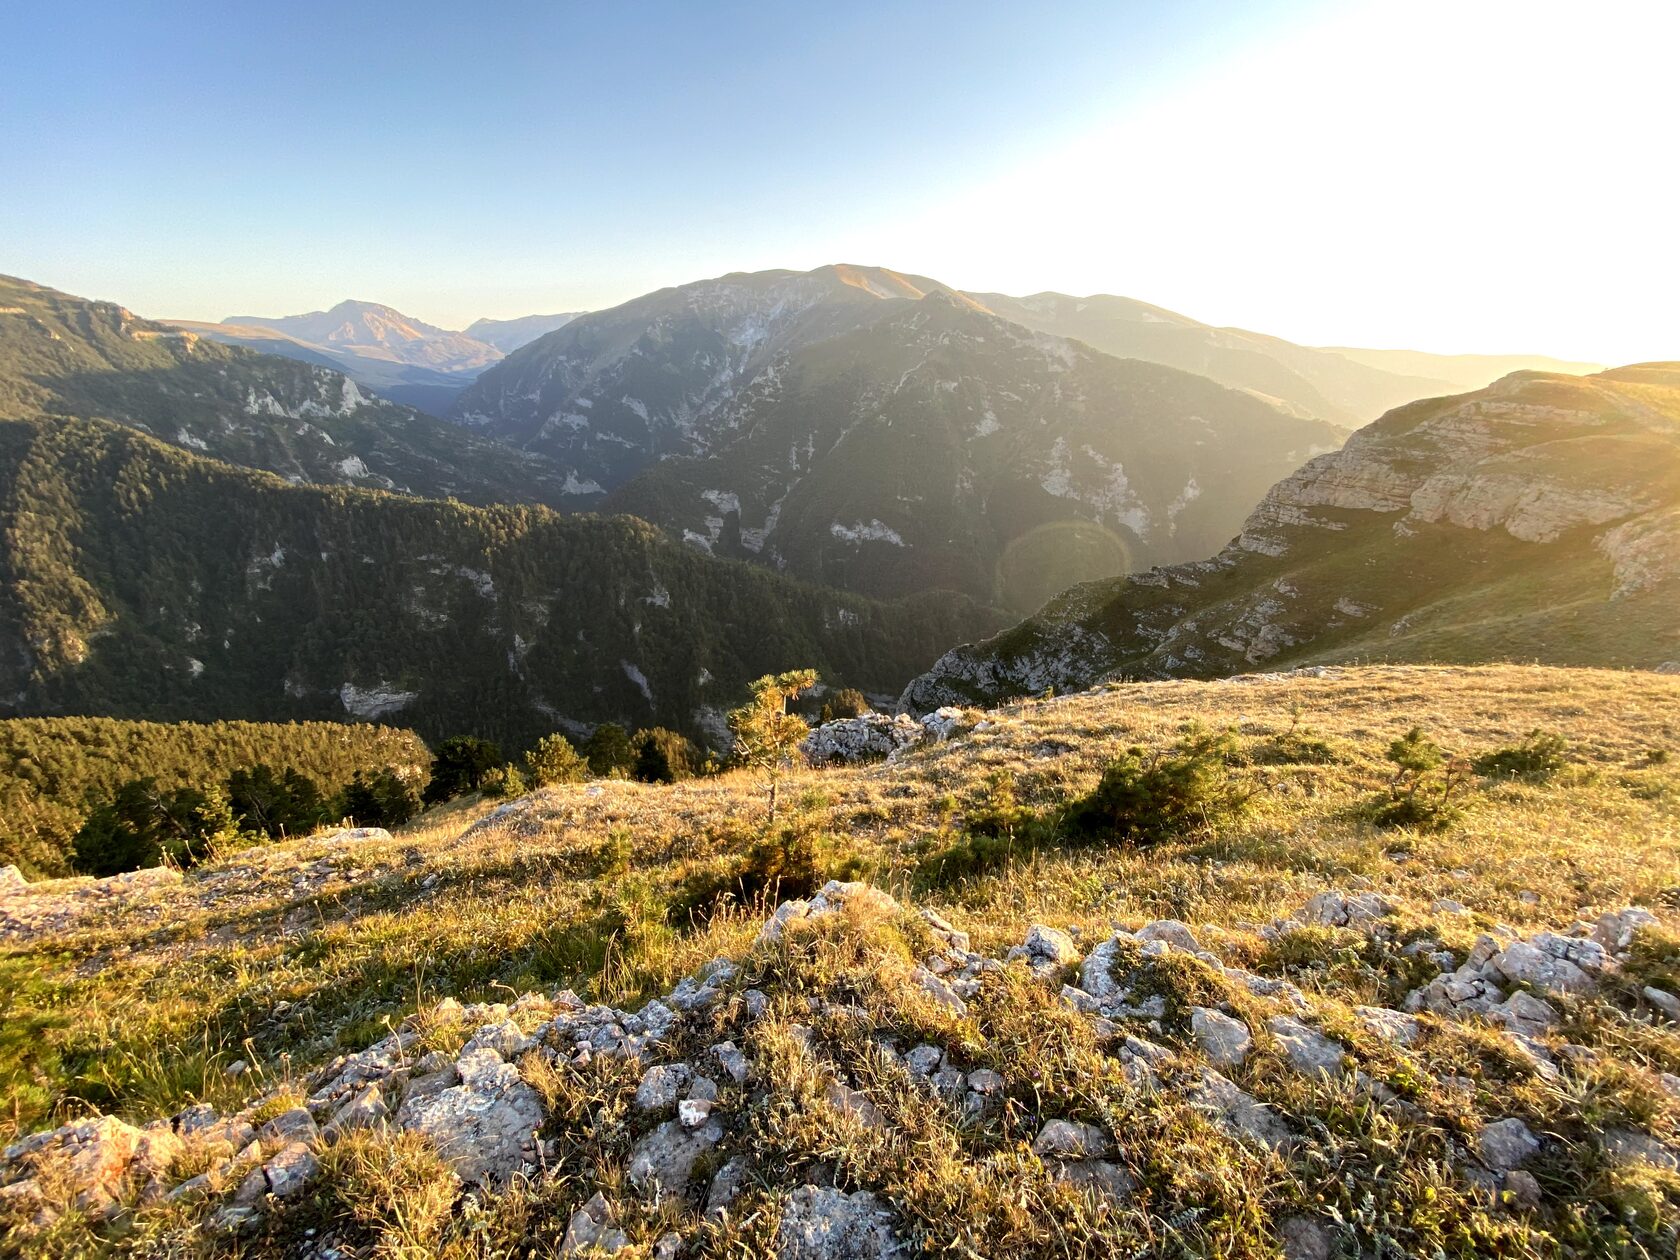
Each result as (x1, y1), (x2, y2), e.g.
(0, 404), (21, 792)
(901, 363), (1680, 709)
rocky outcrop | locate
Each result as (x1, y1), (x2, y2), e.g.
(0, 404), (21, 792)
(903, 364), (1680, 709)
(5, 882), (1676, 1251)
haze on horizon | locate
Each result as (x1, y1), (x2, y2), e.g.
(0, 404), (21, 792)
(2, 0), (1674, 365)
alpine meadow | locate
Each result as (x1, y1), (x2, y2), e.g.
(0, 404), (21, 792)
(1, 3), (1676, 1258)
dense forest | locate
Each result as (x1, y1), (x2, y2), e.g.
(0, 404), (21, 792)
(0, 414), (1000, 749)
(0, 716), (428, 877)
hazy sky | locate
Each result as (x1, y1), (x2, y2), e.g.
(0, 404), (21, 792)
(3, 0), (1673, 362)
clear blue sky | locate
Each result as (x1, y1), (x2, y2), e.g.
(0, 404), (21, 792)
(3, 1), (1673, 362)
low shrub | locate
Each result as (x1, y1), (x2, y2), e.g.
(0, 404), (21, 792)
(1065, 724), (1252, 844)
(1474, 728), (1569, 782)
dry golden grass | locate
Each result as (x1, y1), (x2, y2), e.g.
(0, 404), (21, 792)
(2, 664), (1678, 1255)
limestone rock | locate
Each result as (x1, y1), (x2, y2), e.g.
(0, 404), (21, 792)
(627, 1118), (724, 1198)
(1478, 1118), (1541, 1170)
(1031, 1119), (1112, 1160)
(1268, 1016), (1345, 1077)
(562, 1191), (630, 1255)
(395, 1048), (543, 1187)
(775, 1186), (908, 1259)
(801, 714), (924, 765)
(1191, 1007), (1252, 1067)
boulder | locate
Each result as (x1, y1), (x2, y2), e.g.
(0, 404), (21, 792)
(1190, 1070), (1291, 1149)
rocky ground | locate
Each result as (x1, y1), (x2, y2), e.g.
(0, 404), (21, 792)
(1, 665), (1677, 1255)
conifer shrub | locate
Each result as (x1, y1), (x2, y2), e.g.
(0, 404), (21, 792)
(479, 764), (528, 799)
(524, 733), (589, 787)
(336, 768), (421, 829)
(1473, 728), (1569, 782)
(819, 687), (869, 723)
(1065, 724), (1252, 844)
(422, 737), (503, 805)
(1370, 727), (1468, 829)
(72, 779), (239, 875)
(631, 727), (703, 783)
(583, 724), (636, 778)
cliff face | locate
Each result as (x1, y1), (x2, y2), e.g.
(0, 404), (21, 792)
(902, 365), (1680, 709)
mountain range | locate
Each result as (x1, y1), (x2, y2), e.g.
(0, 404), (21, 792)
(0, 275), (582, 508)
(170, 302), (583, 414)
(904, 362), (1680, 709)
(452, 265), (1603, 607)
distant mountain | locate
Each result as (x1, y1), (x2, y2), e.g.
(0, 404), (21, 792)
(603, 291), (1345, 611)
(0, 275), (576, 507)
(179, 302), (587, 414)
(453, 266), (1352, 605)
(1321, 347), (1605, 394)
(0, 413), (1002, 748)
(466, 312), (586, 354)
(968, 292), (1462, 426)
(903, 364), (1680, 709)
(227, 300), (503, 375)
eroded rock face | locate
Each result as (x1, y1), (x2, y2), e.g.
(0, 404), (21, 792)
(394, 1048), (543, 1187)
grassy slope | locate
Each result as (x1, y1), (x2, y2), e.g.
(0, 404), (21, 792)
(2, 664), (1678, 1254)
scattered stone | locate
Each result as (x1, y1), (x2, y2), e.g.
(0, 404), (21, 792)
(1054, 1158), (1136, 1204)
(261, 1142), (319, 1200)
(1592, 907), (1659, 953)
(1191, 1007), (1252, 1067)
(1503, 1170), (1543, 1210)
(1190, 1070), (1291, 1148)
(705, 1155), (750, 1216)
(904, 1045), (944, 1076)
(1643, 986), (1680, 1020)
(1135, 920), (1201, 953)
(910, 966), (967, 1015)
(1279, 1216), (1333, 1260)
(1031, 1119), (1112, 1160)
(1268, 1016), (1345, 1077)
(1603, 1128), (1680, 1171)
(1300, 891), (1396, 930)
(758, 882), (901, 946)
(1007, 924), (1079, 976)
(1488, 990), (1559, 1039)
(824, 1081), (887, 1131)
(323, 1085), (389, 1142)
(1356, 1006), (1422, 1046)
(627, 1118), (724, 1198)
(1478, 1118), (1541, 1171)
(562, 1191), (630, 1255)
(678, 1098), (715, 1128)
(636, 1062), (694, 1111)
(774, 1185), (908, 1259)
(465, 1019), (533, 1060)
(712, 1041), (752, 1085)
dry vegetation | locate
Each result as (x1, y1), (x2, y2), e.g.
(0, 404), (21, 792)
(3, 664), (1679, 1256)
